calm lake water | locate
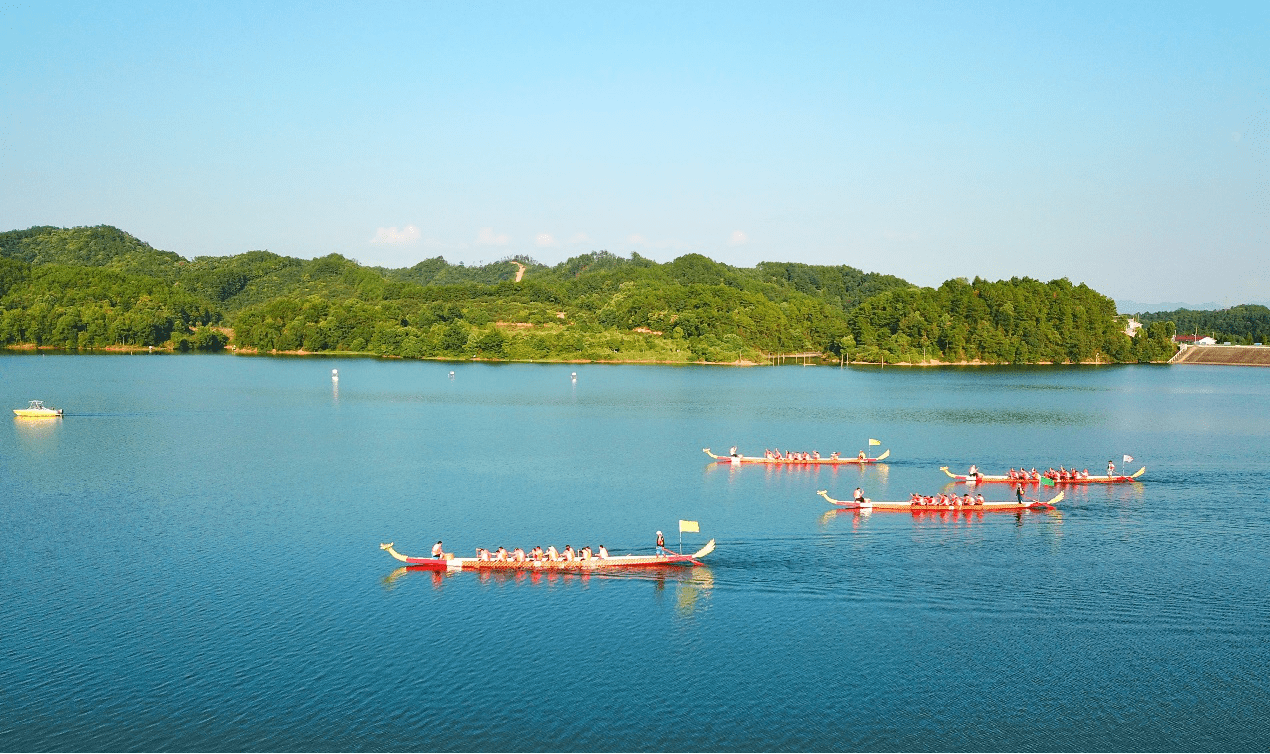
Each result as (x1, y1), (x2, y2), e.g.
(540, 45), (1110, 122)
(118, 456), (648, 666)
(2, 355), (1268, 752)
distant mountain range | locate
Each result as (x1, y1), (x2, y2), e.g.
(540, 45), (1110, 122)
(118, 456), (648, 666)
(1117, 299), (1269, 314)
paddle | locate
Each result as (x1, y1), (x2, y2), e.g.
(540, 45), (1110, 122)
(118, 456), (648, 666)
(1024, 491), (1064, 508)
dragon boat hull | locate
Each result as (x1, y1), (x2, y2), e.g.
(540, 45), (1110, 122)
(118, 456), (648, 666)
(818, 490), (1063, 511)
(704, 448), (889, 465)
(380, 540), (715, 571)
(939, 466), (1145, 484)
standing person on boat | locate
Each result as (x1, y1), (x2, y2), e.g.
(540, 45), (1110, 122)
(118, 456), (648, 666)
(598, 545), (608, 559)
(854, 487), (865, 504)
(1107, 459), (1115, 477)
(1015, 484), (1025, 504)
(431, 541), (444, 559)
(656, 531), (666, 554)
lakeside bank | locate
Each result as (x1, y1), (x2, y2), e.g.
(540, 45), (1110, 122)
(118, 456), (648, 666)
(1169, 344), (1270, 366)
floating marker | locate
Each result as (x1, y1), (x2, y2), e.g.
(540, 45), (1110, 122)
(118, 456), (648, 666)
(571, 372), (577, 382)
(331, 369), (339, 381)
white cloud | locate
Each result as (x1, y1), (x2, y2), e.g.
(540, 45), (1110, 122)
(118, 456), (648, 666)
(727, 230), (748, 246)
(627, 233), (647, 245)
(535, 232), (556, 247)
(475, 227), (511, 245)
(369, 225), (421, 245)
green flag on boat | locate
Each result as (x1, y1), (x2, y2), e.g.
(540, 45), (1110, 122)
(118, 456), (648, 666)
(1041, 477), (1056, 487)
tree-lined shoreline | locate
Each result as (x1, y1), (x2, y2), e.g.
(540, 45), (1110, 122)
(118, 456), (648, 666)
(0, 225), (1191, 364)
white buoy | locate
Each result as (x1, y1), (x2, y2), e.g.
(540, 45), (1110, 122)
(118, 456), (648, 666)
(449, 371), (455, 379)
(571, 372), (577, 382)
(332, 369), (339, 381)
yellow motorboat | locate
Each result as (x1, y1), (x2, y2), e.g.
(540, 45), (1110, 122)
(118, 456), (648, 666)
(14, 400), (63, 417)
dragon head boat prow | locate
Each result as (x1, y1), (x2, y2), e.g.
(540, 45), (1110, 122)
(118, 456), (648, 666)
(691, 539), (716, 560)
(379, 542), (413, 563)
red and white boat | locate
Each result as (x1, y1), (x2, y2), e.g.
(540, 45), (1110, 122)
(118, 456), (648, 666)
(380, 540), (715, 571)
(817, 489), (1063, 511)
(704, 448), (890, 465)
(939, 466), (1145, 484)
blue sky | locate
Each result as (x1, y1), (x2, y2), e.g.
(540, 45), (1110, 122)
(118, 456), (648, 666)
(2, 1), (1266, 306)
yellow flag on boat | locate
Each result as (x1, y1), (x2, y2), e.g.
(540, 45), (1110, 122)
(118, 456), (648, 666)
(679, 520), (699, 533)
(868, 438), (881, 446)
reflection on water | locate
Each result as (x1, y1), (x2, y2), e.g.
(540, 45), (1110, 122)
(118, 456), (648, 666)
(382, 563), (715, 616)
(674, 566), (712, 616)
(13, 415), (61, 437)
(818, 505), (1063, 531)
(382, 566), (450, 590)
(819, 507), (871, 529)
(12, 416), (60, 452)
(642, 566), (714, 617)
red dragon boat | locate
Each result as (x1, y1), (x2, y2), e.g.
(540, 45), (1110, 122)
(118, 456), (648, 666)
(817, 489), (1063, 511)
(380, 540), (715, 571)
(939, 466), (1145, 484)
(704, 448), (890, 465)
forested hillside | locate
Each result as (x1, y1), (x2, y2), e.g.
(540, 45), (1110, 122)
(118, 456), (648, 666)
(0, 225), (1178, 363)
(1135, 304), (1270, 345)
